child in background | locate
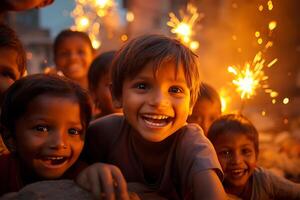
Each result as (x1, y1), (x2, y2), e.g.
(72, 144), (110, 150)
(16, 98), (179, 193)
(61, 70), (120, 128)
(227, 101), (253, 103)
(78, 34), (226, 200)
(0, 74), (93, 196)
(187, 82), (221, 135)
(88, 51), (122, 118)
(54, 30), (94, 89)
(0, 24), (26, 155)
(207, 114), (300, 200)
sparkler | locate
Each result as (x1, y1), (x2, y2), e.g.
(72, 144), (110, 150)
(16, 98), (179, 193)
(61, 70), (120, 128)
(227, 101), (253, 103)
(226, 0), (280, 113)
(167, 4), (203, 51)
(71, 0), (116, 49)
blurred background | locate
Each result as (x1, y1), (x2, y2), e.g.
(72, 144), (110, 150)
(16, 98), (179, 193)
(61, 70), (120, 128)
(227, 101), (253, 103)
(2, 0), (300, 182)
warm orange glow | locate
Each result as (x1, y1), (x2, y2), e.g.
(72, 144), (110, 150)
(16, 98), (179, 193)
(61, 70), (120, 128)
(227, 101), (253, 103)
(167, 3), (202, 50)
(268, 21), (277, 31)
(126, 11), (134, 22)
(283, 98), (289, 104)
(71, 0), (116, 49)
(228, 52), (277, 100)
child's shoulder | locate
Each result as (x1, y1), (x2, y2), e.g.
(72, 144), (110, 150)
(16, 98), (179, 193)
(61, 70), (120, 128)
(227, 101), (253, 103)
(89, 113), (124, 131)
(179, 123), (207, 142)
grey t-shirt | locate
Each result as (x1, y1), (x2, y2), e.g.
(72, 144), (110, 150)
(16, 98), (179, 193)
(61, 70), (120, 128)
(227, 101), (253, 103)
(227, 167), (300, 200)
(84, 114), (223, 200)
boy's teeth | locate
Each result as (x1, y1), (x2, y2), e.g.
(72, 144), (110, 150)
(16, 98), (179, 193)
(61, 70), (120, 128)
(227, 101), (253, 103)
(45, 157), (64, 160)
(144, 119), (167, 127)
(143, 114), (169, 119)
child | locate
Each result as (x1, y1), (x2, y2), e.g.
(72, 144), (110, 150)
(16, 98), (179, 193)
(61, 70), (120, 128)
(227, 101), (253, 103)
(0, 74), (93, 196)
(207, 114), (300, 200)
(79, 34), (226, 200)
(88, 51), (122, 118)
(187, 82), (221, 135)
(0, 24), (26, 155)
(54, 30), (94, 90)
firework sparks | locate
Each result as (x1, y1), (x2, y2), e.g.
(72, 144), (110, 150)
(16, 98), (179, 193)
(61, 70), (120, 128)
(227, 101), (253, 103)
(228, 51), (278, 100)
(167, 4), (203, 50)
(71, 0), (116, 49)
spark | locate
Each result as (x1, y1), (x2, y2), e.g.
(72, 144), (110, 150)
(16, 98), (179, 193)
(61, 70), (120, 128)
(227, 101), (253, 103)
(228, 51), (277, 100)
(167, 3), (203, 50)
(71, 0), (116, 49)
(283, 98), (289, 104)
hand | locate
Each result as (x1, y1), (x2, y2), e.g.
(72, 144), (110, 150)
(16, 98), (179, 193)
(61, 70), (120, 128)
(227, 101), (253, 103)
(76, 163), (130, 200)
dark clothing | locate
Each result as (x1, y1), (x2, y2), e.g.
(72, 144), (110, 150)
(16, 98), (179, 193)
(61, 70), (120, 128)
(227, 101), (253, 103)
(83, 114), (223, 200)
(0, 153), (87, 196)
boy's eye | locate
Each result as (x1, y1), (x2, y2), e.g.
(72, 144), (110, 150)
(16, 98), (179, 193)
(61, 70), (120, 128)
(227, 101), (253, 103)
(35, 125), (49, 132)
(135, 83), (148, 90)
(219, 150), (231, 158)
(242, 148), (253, 156)
(169, 86), (183, 94)
(68, 128), (82, 135)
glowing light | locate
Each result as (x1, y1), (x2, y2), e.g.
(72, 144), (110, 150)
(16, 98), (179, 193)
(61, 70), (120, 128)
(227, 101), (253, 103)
(261, 111), (266, 116)
(283, 98), (289, 104)
(120, 34), (128, 42)
(283, 118), (288, 124)
(272, 99), (276, 104)
(71, 0), (116, 49)
(257, 38), (263, 44)
(126, 11), (134, 22)
(255, 31), (260, 38)
(258, 5), (264, 11)
(167, 3), (203, 50)
(267, 58), (278, 68)
(232, 35), (237, 40)
(228, 52), (277, 99)
(189, 41), (199, 50)
(268, 0), (273, 10)
(219, 89), (231, 113)
(268, 21), (277, 31)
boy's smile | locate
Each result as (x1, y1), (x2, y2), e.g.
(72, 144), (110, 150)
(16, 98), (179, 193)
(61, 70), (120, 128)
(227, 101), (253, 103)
(213, 131), (256, 189)
(120, 61), (192, 142)
(55, 36), (93, 82)
(14, 94), (84, 179)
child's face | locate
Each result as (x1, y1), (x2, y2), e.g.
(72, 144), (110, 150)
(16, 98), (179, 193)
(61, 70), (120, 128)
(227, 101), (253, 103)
(213, 132), (256, 189)
(120, 61), (192, 142)
(187, 99), (221, 135)
(13, 94), (84, 179)
(93, 74), (120, 115)
(55, 36), (93, 81)
(0, 48), (21, 102)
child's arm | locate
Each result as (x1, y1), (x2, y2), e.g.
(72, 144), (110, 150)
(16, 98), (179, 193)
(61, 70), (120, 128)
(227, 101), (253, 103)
(192, 170), (226, 200)
(76, 163), (131, 200)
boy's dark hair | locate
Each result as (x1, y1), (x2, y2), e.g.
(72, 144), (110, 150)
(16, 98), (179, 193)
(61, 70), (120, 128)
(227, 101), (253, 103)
(207, 114), (259, 156)
(0, 24), (26, 76)
(111, 34), (201, 106)
(0, 74), (92, 145)
(199, 82), (221, 111)
(53, 29), (93, 56)
(88, 51), (116, 91)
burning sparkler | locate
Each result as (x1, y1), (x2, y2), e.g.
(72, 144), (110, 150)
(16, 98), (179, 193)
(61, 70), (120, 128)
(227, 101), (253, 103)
(71, 0), (116, 49)
(167, 4), (203, 51)
(228, 51), (278, 100)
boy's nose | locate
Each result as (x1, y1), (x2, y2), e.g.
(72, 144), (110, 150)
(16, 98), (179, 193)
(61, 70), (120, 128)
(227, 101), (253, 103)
(148, 90), (170, 108)
(49, 130), (68, 149)
(230, 151), (243, 164)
